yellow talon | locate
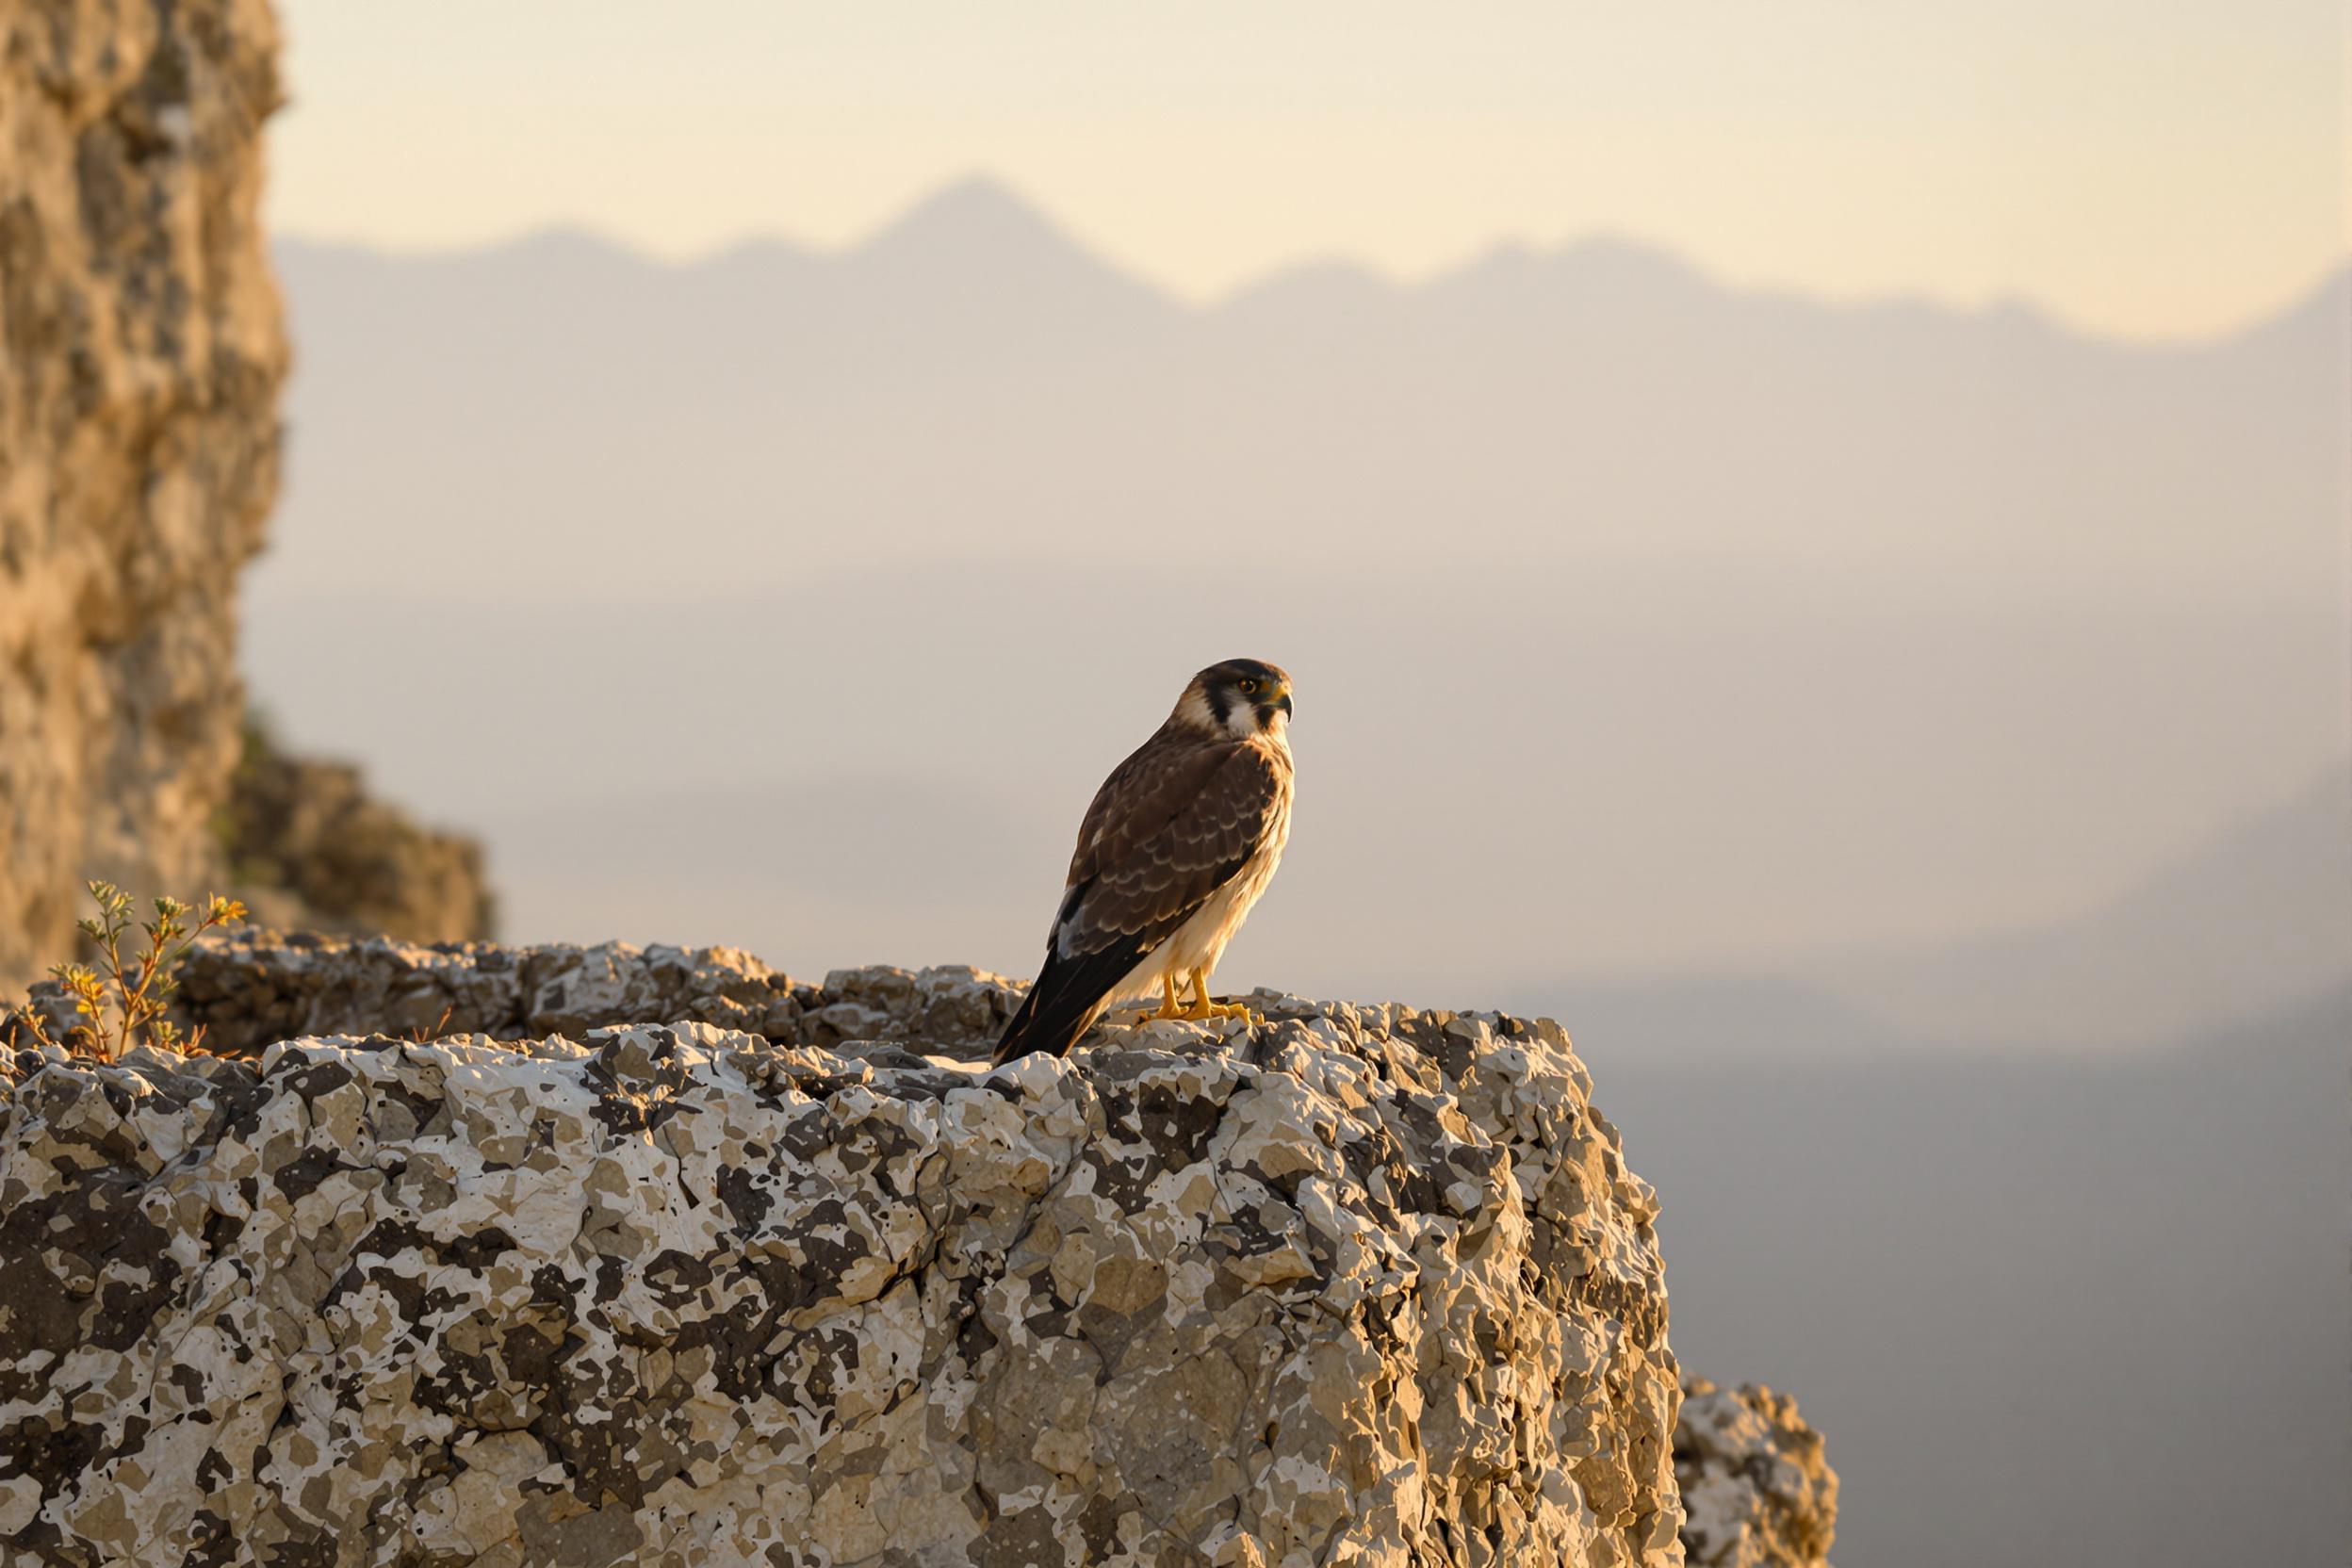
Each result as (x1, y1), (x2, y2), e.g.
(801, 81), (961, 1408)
(1137, 972), (1184, 1022)
(1184, 971), (1257, 1024)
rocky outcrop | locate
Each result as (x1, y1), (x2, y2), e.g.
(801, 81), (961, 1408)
(0, 952), (1687, 1567)
(220, 719), (497, 947)
(1674, 1379), (1838, 1568)
(0, 0), (290, 993)
(149, 931), (1009, 1057)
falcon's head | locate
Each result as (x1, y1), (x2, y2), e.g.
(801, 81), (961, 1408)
(1174, 658), (1294, 741)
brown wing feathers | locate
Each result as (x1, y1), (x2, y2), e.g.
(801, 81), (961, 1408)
(992, 737), (1284, 1062)
(1065, 741), (1278, 953)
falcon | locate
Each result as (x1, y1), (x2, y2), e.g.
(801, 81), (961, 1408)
(993, 659), (1296, 1063)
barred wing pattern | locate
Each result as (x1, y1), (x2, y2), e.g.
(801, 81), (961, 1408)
(992, 730), (1290, 1061)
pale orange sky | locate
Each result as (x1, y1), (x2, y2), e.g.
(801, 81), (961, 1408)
(268, 0), (2346, 342)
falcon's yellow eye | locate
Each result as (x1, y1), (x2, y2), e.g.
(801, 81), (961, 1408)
(1237, 678), (1260, 694)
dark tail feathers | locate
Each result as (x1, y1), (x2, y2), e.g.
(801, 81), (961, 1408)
(992, 943), (1145, 1064)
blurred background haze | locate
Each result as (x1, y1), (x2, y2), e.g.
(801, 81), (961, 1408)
(247, 7), (2348, 1565)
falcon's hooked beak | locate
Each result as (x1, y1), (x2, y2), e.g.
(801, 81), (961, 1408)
(1184, 658), (1296, 738)
(1259, 684), (1294, 730)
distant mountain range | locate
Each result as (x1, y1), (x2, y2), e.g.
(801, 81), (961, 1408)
(1801, 763), (2352, 1049)
(1547, 763), (2352, 1060)
(246, 177), (2349, 1041)
(262, 176), (2347, 607)
(246, 188), (2349, 1565)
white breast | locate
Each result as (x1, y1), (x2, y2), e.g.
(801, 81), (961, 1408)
(1122, 743), (1294, 998)
(1164, 817), (1288, 977)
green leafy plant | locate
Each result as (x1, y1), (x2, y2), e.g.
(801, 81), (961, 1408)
(43, 881), (246, 1058)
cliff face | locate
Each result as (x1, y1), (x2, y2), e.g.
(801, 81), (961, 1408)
(0, 945), (1690, 1567)
(0, 5), (498, 990)
(0, 0), (289, 991)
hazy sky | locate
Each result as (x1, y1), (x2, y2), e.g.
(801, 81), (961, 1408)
(266, 1), (2345, 343)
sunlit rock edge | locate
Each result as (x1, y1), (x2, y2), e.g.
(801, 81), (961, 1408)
(0, 936), (1833, 1566)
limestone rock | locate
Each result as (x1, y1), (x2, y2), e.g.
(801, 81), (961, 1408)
(0, 954), (1683, 1567)
(0, 0), (289, 992)
(144, 930), (1018, 1059)
(1674, 1378), (1838, 1568)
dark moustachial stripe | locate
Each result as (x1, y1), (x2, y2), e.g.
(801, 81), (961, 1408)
(1200, 658), (1286, 730)
(1203, 680), (1233, 727)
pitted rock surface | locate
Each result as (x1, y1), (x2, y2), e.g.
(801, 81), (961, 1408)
(0, 980), (1682, 1567)
(138, 932), (1019, 1059)
(1674, 1379), (1838, 1568)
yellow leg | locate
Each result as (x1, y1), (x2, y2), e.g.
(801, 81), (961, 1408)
(1184, 969), (1255, 1022)
(1140, 972), (1184, 1021)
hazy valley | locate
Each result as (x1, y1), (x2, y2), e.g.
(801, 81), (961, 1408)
(239, 183), (2349, 1565)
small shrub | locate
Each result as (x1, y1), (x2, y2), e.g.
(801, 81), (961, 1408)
(37, 881), (246, 1058)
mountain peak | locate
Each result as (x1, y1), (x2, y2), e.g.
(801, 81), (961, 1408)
(860, 175), (1081, 262)
(850, 174), (1174, 317)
